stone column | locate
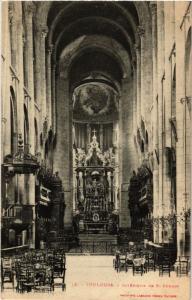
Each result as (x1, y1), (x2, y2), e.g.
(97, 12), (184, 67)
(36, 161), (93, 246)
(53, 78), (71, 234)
(46, 44), (54, 129)
(2, 2), (12, 158)
(100, 124), (103, 151)
(135, 43), (141, 128)
(12, 3), (25, 208)
(157, 2), (165, 243)
(24, 2), (36, 248)
(111, 172), (114, 209)
(34, 23), (48, 148)
(87, 123), (91, 145)
(51, 61), (56, 134)
(54, 75), (73, 229)
(150, 2), (159, 243)
(175, 17), (188, 256)
(163, 3), (175, 243)
(76, 172), (79, 209)
(132, 64), (137, 136)
(137, 26), (145, 120)
(119, 77), (136, 228)
(40, 27), (48, 126)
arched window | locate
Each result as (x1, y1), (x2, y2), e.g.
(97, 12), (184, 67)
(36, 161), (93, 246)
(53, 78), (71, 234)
(10, 86), (17, 154)
(171, 65), (176, 119)
(34, 118), (38, 153)
(24, 105), (29, 150)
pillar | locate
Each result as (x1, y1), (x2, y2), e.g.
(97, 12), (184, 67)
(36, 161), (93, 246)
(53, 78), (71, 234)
(34, 22), (48, 153)
(150, 2), (159, 243)
(2, 2), (12, 159)
(24, 2), (36, 248)
(157, 2), (165, 243)
(54, 75), (73, 229)
(119, 77), (135, 228)
(135, 43), (141, 128)
(137, 25), (145, 120)
(175, 4), (188, 258)
(46, 44), (53, 129)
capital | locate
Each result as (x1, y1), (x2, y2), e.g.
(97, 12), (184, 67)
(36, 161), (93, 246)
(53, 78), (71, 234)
(8, 4), (14, 25)
(47, 44), (54, 54)
(137, 25), (145, 37)
(24, 2), (36, 16)
(180, 96), (192, 104)
(131, 52), (136, 66)
(22, 33), (26, 46)
(149, 2), (157, 16)
(35, 24), (49, 38)
(41, 26), (49, 39)
(134, 42), (140, 54)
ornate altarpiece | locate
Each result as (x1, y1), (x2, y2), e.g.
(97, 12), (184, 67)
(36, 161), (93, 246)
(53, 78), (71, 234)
(73, 131), (119, 233)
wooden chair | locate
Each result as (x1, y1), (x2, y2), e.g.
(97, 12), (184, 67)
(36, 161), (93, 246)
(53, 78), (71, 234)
(117, 254), (128, 272)
(33, 266), (53, 293)
(1, 257), (14, 291)
(52, 256), (66, 291)
(132, 258), (145, 276)
(113, 251), (120, 271)
(126, 253), (135, 271)
(159, 259), (171, 277)
(176, 256), (190, 277)
(15, 263), (28, 293)
(145, 252), (156, 272)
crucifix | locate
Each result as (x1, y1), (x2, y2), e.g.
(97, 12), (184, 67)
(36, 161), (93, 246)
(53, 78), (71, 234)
(92, 129), (97, 137)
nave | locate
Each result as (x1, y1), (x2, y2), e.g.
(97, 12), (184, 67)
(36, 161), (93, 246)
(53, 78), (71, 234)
(1, 1), (191, 288)
(1, 253), (189, 300)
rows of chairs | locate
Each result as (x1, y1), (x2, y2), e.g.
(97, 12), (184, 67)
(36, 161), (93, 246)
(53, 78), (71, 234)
(1, 249), (66, 293)
(113, 248), (190, 277)
(113, 250), (156, 275)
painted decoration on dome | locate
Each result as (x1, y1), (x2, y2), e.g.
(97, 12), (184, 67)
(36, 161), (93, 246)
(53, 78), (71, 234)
(73, 83), (118, 121)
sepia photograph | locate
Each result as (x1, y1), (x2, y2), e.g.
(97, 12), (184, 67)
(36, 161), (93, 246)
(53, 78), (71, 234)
(1, 1), (191, 299)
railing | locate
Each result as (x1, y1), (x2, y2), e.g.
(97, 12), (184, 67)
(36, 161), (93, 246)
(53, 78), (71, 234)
(2, 204), (33, 224)
(48, 240), (118, 254)
(1, 245), (29, 257)
(78, 242), (118, 254)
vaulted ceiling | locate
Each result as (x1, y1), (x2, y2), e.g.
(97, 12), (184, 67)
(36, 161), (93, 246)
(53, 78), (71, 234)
(35, 1), (151, 88)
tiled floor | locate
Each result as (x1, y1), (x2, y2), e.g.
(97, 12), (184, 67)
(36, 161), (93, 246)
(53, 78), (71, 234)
(1, 255), (190, 300)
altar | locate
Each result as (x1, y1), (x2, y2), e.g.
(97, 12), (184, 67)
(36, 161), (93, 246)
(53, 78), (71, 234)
(73, 130), (119, 233)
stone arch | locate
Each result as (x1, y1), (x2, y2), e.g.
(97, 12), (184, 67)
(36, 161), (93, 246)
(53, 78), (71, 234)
(54, 17), (134, 60)
(46, 2), (140, 45)
(59, 35), (131, 81)
(54, 37), (134, 229)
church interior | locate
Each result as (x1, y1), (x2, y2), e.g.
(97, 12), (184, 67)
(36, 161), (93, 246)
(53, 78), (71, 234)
(1, 1), (191, 291)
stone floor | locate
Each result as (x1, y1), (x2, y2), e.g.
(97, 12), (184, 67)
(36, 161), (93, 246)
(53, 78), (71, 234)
(2, 255), (190, 300)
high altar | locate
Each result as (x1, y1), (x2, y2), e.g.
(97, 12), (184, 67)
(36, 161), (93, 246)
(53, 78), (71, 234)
(73, 130), (119, 233)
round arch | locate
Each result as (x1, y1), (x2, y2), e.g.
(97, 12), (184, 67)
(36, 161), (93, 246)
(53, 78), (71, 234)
(10, 86), (17, 154)
(54, 16), (134, 60)
(59, 35), (131, 81)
